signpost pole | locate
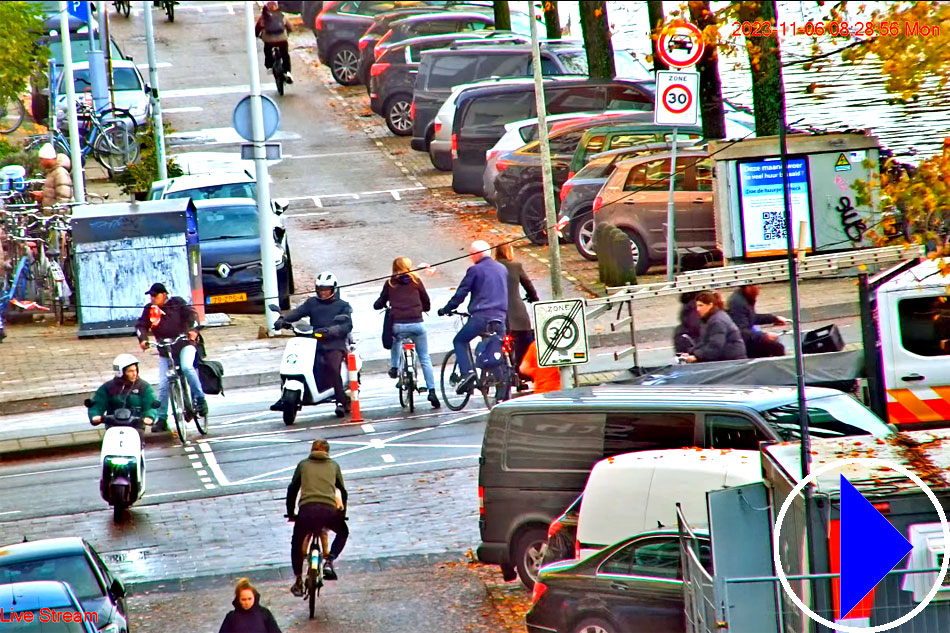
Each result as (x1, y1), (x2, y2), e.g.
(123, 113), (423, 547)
(244, 2), (280, 332)
(143, 3), (167, 180)
(59, 0), (85, 203)
(665, 127), (678, 281)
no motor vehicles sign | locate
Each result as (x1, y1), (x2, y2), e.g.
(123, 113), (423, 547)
(533, 299), (589, 367)
(654, 71), (699, 126)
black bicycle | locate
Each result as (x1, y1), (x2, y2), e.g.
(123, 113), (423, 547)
(113, 0), (131, 17)
(395, 335), (427, 413)
(271, 44), (287, 96)
(440, 311), (513, 411)
(157, 0), (175, 22)
(151, 335), (208, 444)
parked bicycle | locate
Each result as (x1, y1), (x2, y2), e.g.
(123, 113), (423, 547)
(270, 44), (288, 96)
(158, 0), (176, 22)
(150, 334), (209, 444)
(395, 335), (427, 413)
(440, 310), (513, 411)
(113, 0), (131, 17)
(0, 97), (26, 135)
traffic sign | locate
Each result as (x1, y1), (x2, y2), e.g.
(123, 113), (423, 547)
(232, 95), (281, 142)
(654, 71), (699, 126)
(66, 1), (90, 23)
(532, 299), (588, 367)
(657, 22), (705, 69)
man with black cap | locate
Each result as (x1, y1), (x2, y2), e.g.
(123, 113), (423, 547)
(135, 282), (208, 432)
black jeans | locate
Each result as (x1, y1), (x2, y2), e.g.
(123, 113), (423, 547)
(264, 41), (291, 73)
(315, 349), (347, 406)
(744, 335), (785, 358)
(291, 503), (349, 575)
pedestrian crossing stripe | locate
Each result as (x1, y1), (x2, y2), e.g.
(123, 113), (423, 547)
(835, 153), (851, 171)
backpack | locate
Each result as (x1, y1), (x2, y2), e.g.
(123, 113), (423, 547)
(263, 10), (286, 35)
(197, 359), (225, 395)
(474, 333), (505, 369)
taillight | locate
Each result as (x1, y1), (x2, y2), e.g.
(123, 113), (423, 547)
(410, 101), (415, 120)
(547, 519), (563, 538)
(592, 196), (604, 213)
(566, 171), (575, 180)
(486, 149), (498, 161)
(495, 159), (511, 172)
(451, 133), (458, 159)
(502, 334), (513, 354)
(434, 121), (442, 134)
(531, 581), (548, 604)
(370, 63), (390, 77)
(574, 538), (581, 559)
(559, 182), (574, 202)
(359, 38), (370, 50)
(478, 486), (484, 517)
(375, 30), (392, 57)
(314, 7), (328, 30)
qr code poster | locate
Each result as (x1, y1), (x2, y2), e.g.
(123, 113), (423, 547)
(737, 158), (813, 257)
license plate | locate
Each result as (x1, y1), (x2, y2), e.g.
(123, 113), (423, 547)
(208, 293), (247, 304)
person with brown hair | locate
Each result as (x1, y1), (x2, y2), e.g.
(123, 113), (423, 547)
(218, 578), (282, 633)
(493, 243), (539, 389)
(684, 291), (747, 363)
(373, 257), (440, 408)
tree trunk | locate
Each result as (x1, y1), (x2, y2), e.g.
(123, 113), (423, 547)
(737, 0), (784, 136)
(543, 1), (561, 40)
(492, 0), (510, 31)
(579, 1), (615, 79)
(646, 0), (668, 72)
(688, 1), (726, 140)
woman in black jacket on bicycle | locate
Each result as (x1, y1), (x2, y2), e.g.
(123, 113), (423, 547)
(494, 244), (539, 390)
(374, 257), (440, 408)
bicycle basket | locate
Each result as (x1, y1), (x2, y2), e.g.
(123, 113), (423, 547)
(474, 334), (505, 369)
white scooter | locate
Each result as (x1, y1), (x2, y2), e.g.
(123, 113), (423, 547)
(269, 305), (362, 425)
(84, 401), (148, 523)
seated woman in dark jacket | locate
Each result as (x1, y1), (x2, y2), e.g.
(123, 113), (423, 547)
(673, 291), (701, 354)
(685, 291), (747, 363)
(727, 284), (788, 358)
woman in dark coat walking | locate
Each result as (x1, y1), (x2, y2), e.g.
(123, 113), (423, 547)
(685, 291), (747, 363)
(494, 244), (539, 388)
(218, 578), (282, 633)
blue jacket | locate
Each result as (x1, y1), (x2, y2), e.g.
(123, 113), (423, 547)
(443, 257), (508, 320)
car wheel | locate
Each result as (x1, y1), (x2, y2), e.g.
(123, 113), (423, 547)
(429, 143), (451, 171)
(621, 229), (650, 276)
(513, 526), (548, 590)
(385, 94), (413, 136)
(572, 617), (619, 633)
(520, 192), (547, 246)
(572, 211), (597, 261)
(330, 44), (360, 85)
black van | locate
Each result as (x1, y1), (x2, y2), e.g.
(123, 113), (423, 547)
(451, 78), (655, 195)
(477, 384), (892, 588)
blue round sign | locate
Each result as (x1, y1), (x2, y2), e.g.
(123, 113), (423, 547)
(232, 94), (280, 142)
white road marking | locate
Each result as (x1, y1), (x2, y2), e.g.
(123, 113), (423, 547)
(310, 196), (323, 208)
(164, 106), (203, 114)
(205, 483), (217, 490)
(143, 489), (202, 498)
(188, 453), (199, 460)
(191, 462), (203, 470)
(135, 62), (172, 70)
(283, 186), (425, 203)
(342, 455), (478, 475)
(369, 439), (386, 449)
(164, 84), (277, 99)
(197, 470), (208, 477)
(285, 211), (329, 219)
(381, 454), (395, 463)
(0, 510), (22, 516)
(185, 445), (196, 452)
(285, 150), (376, 160)
(361, 424), (375, 433)
(391, 190), (401, 201)
(198, 441), (230, 486)
(384, 443), (482, 449)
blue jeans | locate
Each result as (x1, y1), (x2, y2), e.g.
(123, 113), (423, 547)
(453, 314), (505, 377)
(392, 322), (436, 390)
(157, 344), (205, 420)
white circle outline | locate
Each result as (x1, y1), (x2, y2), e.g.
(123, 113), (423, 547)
(773, 457), (950, 632)
(657, 23), (705, 68)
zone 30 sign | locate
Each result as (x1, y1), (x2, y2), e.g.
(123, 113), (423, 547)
(654, 71), (699, 126)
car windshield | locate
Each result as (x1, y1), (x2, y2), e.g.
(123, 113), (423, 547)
(0, 555), (103, 601)
(197, 205), (259, 240)
(165, 182), (257, 202)
(554, 50), (650, 80)
(59, 68), (141, 95)
(759, 394), (892, 440)
(0, 611), (90, 633)
(47, 38), (123, 63)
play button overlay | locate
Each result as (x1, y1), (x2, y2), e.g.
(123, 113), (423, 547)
(839, 475), (913, 618)
(773, 457), (950, 632)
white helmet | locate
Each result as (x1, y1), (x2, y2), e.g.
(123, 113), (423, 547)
(113, 353), (139, 378)
(315, 272), (338, 291)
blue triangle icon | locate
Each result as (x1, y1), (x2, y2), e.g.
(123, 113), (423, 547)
(840, 475), (913, 618)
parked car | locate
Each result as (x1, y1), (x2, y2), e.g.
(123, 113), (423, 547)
(369, 30), (528, 135)
(0, 537), (129, 633)
(148, 170), (258, 201)
(592, 149), (719, 275)
(411, 42), (647, 165)
(192, 198), (294, 310)
(54, 59), (150, 126)
(525, 529), (712, 633)
(373, 9), (496, 61)
(539, 494), (582, 568)
(477, 384), (891, 588)
(0, 581), (99, 633)
(451, 79), (656, 196)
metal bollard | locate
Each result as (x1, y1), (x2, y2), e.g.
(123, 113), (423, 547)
(347, 352), (362, 422)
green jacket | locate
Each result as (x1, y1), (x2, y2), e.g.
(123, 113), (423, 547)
(286, 451), (347, 516)
(88, 377), (158, 422)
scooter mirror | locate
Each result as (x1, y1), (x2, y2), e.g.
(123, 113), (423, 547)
(83, 398), (94, 408)
(114, 408), (133, 421)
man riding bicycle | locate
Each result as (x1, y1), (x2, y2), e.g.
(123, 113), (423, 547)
(88, 354), (158, 432)
(287, 439), (349, 594)
(437, 241), (508, 394)
(256, 1), (293, 84)
(135, 282), (208, 433)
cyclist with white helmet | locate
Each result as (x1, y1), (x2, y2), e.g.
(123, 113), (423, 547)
(273, 273), (353, 418)
(88, 354), (158, 430)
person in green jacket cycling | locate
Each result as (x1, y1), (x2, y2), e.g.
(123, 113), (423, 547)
(89, 354), (158, 429)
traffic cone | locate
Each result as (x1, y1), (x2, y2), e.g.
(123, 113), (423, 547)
(347, 352), (362, 422)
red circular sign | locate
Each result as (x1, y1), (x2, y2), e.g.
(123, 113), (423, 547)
(661, 83), (692, 114)
(657, 22), (705, 69)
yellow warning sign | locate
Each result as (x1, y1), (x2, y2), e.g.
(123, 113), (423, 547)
(835, 153), (851, 171)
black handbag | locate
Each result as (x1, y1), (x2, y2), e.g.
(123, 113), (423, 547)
(381, 307), (394, 350)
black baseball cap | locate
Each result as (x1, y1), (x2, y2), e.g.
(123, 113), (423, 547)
(146, 282), (169, 296)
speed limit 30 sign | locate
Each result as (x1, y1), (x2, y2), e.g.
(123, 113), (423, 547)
(654, 71), (699, 126)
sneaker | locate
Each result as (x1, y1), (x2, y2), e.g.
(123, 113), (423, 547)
(323, 558), (338, 581)
(335, 403), (345, 418)
(388, 367), (398, 379)
(0, 328), (5, 343)
(269, 399), (284, 412)
(284, 73), (294, 84)
(455, 371), (476, 395)
(428, 389), (441, 409)
(196, 398), (209, 417)
(151, 418), (168, 433)
(290, 578), (305, 597)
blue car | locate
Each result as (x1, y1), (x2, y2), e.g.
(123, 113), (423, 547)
(0, 580), (99, 632)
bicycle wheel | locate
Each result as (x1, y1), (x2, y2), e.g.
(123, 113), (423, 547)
(274, 59), (284, 96)
(97, 107), (138, 135)
(193, 400), (209, 435)
(439, 350), (471, 411)
(0, 98), (25, 134)
(93, 123), (140, 174)
(169, 378), (188, 445)
(480, 364), (512, 410)
(165, 1), (174, 22)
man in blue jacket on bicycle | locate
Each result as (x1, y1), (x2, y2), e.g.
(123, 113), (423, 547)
(438, 240), (508, 394)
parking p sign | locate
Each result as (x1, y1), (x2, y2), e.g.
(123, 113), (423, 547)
(654, 71), (699, 126)
(533, 299), (589, 367)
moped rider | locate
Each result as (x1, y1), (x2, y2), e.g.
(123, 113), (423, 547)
(273, 272), (353, 418)
(88, 354), (158, 430)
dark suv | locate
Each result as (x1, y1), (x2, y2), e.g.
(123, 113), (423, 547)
(370, 31), (528, 135)
(451, 78), (655, 196)
(375, 9), (495, 57)
(356, 6), (458, 87)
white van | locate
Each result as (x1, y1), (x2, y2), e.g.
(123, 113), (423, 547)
(575, 448), (761, 560)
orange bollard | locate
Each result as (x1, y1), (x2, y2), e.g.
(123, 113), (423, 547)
(347, 352), (362, 422)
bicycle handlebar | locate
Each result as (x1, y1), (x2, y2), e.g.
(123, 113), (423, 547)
(149, 334), (190, 348)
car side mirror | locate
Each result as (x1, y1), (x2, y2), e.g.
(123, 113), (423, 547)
(273, 198), (289, 215)
(83, 398), (94, 408)
(109, 578), (126, 599)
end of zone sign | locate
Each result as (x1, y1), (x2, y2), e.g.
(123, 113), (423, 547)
(533, 299), (589, 367)
(654, 71), (699, 126)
